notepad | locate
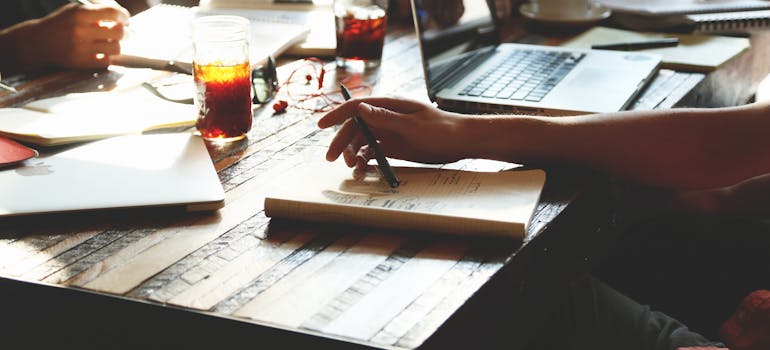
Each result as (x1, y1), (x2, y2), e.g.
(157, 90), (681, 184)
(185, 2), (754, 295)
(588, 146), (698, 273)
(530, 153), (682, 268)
(563, 26), (750, 72)
(264, 161), (546, 239)
(0, 86), (196, 146)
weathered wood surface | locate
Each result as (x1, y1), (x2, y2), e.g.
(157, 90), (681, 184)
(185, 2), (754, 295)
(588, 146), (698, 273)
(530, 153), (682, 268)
(0, 24), (565, 349)
(1, 15), (767, 348)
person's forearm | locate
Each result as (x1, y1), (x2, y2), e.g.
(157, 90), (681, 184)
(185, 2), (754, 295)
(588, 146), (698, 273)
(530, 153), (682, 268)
(463, 103), (770, 189)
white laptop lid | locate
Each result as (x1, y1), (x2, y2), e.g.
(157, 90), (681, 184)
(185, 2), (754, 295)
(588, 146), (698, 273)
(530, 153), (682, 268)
(410, 0), (660, 115)
(0, 133), (225, 217)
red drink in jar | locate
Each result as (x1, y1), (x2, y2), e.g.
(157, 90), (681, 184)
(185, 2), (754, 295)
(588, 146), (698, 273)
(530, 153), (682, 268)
(194, 61), (252, 141)
(335, 4), (387, 68)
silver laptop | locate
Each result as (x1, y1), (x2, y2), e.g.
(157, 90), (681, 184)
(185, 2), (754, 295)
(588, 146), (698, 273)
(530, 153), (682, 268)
(0, 133), (225, 217)
(411, 0), (661, 115)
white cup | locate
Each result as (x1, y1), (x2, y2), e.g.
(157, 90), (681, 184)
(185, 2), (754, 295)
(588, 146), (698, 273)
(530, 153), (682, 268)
(529, 0), (594, 19)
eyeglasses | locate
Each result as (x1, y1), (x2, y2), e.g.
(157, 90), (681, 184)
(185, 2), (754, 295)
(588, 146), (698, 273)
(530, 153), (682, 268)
(142, 56), (279, 105)
(251, 56), (278, 104)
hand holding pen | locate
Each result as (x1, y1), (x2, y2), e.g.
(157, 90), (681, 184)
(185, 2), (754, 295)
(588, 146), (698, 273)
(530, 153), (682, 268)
(319, 97), (470, 181)
(7, 1), (131, 72)
(339, 84), (401, 188)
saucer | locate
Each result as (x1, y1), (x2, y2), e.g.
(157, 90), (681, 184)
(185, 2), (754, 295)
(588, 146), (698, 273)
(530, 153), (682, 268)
(519, 3), (612, 26)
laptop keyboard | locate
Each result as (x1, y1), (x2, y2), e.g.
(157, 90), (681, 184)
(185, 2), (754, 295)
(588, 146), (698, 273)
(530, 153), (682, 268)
(459, 50), (585, 102)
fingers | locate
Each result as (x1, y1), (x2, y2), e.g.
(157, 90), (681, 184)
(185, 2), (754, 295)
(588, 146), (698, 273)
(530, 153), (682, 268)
(355, 102), (405, 131)
(77, 4), (130, 26)
(318, 97), (427, 129)
(328, 118), (369, 165)
(323, 101), (408, 157)
(90, 41), (121, 55)
(67, 51), (113, 69)
(341, 134), (368, 167)
(81, 23), (126, 42)
(70, 5), (127, 69)
(328, 118), (358, 162)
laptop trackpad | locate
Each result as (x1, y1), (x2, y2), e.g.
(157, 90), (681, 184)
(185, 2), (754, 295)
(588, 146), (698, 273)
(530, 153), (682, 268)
(547, 67), (640, 112)
(567, 68), (637, 92)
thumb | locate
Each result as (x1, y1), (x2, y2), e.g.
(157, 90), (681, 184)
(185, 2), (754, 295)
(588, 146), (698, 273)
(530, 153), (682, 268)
(357, 102), (404, 131)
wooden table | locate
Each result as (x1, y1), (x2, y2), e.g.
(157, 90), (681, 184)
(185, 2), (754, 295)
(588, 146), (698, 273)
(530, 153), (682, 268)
(1, 14), (768, 349)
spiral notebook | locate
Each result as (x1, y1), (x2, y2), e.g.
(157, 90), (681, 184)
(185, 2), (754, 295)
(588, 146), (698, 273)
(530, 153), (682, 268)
(600, 0), (770, 15)
(604, 0), (770, 34)
(612, 9), (770, 33)
(686, 10), (770, 33)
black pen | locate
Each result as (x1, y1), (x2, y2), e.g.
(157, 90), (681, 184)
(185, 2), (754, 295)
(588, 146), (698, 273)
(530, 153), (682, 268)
(0, 73), (16, 93)
(591, 38), (679, 51)
(339, 83), (400, 188)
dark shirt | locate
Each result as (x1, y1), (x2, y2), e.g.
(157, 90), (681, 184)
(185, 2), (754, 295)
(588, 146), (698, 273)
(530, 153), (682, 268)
(0, 0), (69, 28)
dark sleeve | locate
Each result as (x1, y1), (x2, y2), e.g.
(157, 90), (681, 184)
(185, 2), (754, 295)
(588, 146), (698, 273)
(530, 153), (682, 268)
(0, 0), (69, 28)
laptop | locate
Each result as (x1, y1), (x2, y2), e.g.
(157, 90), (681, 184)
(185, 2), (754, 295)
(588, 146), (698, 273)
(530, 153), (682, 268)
(0, 133), (225, 217)
(411, 0), (661, 115)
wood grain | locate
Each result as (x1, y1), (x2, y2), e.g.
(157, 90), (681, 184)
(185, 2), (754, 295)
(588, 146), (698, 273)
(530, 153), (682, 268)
(1, 13), (765, 349)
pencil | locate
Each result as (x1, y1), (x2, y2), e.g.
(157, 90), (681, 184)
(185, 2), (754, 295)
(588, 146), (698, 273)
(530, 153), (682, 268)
(339, 83), (401, 188)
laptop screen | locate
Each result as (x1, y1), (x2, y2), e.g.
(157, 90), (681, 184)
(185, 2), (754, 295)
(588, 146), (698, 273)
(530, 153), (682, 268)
(411, 0), (499, 98)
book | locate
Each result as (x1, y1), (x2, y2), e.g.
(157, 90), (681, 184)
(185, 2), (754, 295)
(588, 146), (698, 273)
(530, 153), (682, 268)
(0, 87), (196, 146)
(264, 161), (546, 239)
(563, 26), (750, 72)
(0, 136), (37, 167)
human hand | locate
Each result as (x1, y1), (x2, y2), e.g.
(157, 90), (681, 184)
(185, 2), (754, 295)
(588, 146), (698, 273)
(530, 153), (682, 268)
(16, 2), (130, 71)
(318, 97), (473, 169)
(666, 173), (770, 216)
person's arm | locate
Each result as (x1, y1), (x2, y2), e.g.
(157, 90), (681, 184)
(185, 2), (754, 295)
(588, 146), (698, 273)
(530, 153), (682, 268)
(318, 97), (770, 190)
(0, 2), (129, 74)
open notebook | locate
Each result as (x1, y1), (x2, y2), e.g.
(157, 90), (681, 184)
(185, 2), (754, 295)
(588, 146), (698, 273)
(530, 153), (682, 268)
(265, 161), (546, 239)
(0, 133), (224, 217)
(113, 4), (313, 70)
(0, 86), (197, 146)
